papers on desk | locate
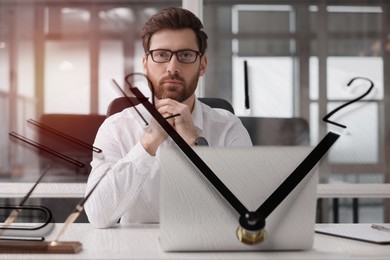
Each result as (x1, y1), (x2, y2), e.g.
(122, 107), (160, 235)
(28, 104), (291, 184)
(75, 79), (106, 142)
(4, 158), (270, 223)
(315, 224), (390, 245)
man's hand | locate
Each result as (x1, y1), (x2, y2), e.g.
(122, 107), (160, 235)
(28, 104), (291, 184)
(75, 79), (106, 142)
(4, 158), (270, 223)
(156, 99), (197, 146)
(140, 98), (197, 155)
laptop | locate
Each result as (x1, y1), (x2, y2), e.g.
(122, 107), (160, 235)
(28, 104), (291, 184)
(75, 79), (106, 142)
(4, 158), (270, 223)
(159, 146), (319, 251)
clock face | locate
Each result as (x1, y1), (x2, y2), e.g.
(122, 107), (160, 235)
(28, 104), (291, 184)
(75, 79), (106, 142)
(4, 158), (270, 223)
(10, 72), (367, 245)
(126, 78), (340, 245)
(7, 72), (366, 246)
(124, 73), (377, 246)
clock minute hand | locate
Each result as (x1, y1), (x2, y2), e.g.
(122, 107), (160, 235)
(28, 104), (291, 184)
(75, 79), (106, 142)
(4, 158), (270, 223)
(256, 131), (339, 217)
(129, 87), (250, 217)
(236, 132), (340, 245)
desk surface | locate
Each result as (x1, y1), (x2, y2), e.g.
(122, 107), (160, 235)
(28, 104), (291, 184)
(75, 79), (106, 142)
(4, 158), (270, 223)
(0, 182), (390, 198)
(2, 183), (390, 199)
(1, 224), (390, 259)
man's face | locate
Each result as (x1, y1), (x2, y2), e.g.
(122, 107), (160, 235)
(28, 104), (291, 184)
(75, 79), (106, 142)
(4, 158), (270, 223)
(143, 28), (207, 103)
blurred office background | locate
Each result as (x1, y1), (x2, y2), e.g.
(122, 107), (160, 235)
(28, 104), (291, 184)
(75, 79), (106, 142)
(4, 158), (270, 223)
(0, 0), (389, 223)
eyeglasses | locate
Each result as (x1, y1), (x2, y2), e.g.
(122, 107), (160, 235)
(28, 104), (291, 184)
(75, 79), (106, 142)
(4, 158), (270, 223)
(146, 49), (201, 64)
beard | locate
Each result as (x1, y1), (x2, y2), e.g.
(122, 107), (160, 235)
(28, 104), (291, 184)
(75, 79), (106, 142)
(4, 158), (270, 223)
(148, 70), (200, 103)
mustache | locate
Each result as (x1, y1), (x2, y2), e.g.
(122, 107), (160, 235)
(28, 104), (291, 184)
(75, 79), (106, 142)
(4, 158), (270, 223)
(160, 73), (185, 83)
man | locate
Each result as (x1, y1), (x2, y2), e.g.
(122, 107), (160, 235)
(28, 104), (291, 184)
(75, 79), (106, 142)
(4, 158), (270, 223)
(85, 7), (252, 228)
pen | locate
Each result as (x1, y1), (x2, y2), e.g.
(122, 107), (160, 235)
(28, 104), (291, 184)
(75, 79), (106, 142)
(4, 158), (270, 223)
(371, 224), (390, 232)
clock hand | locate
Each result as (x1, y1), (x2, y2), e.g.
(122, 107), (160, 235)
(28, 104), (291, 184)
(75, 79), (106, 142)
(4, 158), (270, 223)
(243, 75), (373, 244)
(126, 75), (340, 246)
(27, 119), (102, 153)
(111, 79), (181, 121)
(111, 79), (149, 126)
(128, 86), (250, 218)
(256, 132), (339, 217)
(236, 132), (339, 245)
(9, 132), (85, 168)
(125, 72), (157, 107)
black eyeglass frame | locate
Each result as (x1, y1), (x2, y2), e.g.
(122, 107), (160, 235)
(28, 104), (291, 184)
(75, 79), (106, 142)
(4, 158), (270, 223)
(146, 49), (202, 64)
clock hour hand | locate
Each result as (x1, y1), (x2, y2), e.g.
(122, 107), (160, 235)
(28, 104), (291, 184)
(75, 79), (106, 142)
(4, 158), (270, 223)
(236, 132), (339, 245)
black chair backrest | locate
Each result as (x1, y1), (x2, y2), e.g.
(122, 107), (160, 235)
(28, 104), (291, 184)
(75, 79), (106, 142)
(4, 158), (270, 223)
(198, 98), (235, 114)
(37, 114), (106, 176)
(106, 96), (234, 117)
(106, 97), (309, 146)
(239, 116), (310, 146)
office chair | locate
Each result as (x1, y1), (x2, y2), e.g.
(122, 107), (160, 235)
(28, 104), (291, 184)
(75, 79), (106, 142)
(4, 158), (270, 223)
(37, 113), (106, 176)
(239, 116), (310, 146)
(107, 97), (309, 146)
(106, 96), (234, 117)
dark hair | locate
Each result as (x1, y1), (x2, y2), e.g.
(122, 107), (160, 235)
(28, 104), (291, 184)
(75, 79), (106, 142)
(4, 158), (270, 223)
(141, 7), (208, 55)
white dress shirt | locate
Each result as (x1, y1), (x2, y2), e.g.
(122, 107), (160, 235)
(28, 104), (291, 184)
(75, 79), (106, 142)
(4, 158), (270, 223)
(85, 98), (252, 228)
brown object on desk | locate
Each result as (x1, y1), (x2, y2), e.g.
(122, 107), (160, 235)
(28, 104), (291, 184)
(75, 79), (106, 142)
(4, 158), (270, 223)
(0, 241), (82, 254)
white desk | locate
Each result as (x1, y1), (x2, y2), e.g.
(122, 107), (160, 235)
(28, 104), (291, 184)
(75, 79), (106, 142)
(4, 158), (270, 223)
(0, 183), (86, 198)
(2, 183), (390, 199)
(1, 224), (390, 259)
